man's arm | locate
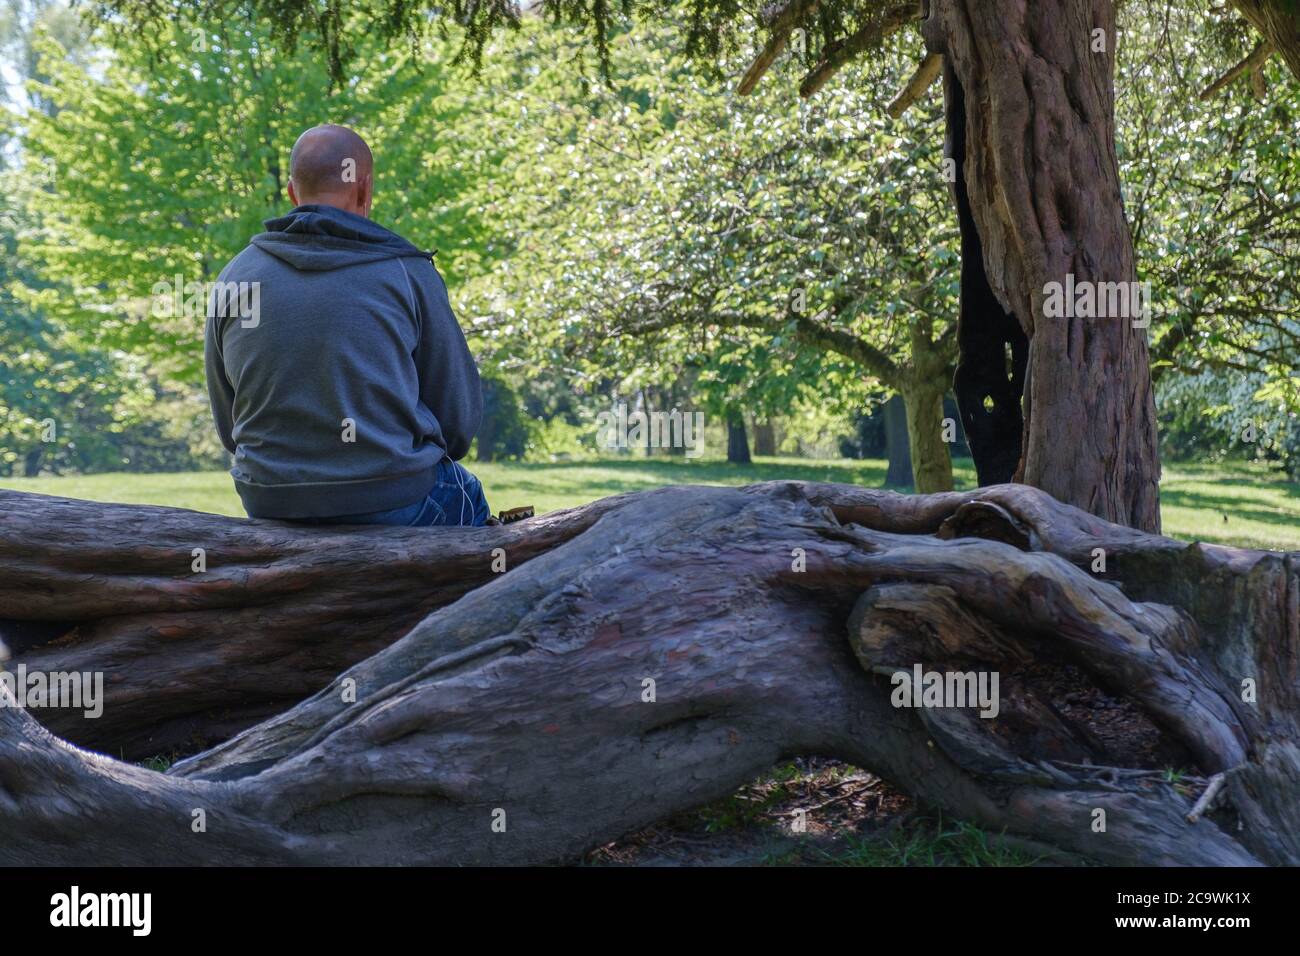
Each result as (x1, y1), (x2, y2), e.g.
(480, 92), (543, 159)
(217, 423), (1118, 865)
(409, 260), (483, 461)
(204, 315), (238, 456)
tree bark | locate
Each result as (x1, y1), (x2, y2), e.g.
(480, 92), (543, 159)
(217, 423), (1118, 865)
(0, 489), (625, 757)
(900, 379), (954, 493)
(753, 421), (777, 457)
(726, 411), (752, 464)
(1232, 0), (1300, 80)
(0, 482), (1296, 866)
(926, 0), (1161, 532)
(883, 395), (912, 487)
(901, 325), (956, 493)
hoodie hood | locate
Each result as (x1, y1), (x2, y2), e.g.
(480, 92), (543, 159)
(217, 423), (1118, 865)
(251, 204), (433, 272)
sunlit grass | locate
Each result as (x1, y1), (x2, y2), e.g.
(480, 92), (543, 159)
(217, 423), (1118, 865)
(2, 456), (1296, 551)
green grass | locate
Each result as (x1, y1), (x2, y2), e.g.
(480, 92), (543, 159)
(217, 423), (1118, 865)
(810, 816), (1044, 867)
(1156, 461), (1300, 551)
(2, 456), (1297, 551)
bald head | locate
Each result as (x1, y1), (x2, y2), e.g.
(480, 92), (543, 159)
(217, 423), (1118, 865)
(287, 124), (374, 217)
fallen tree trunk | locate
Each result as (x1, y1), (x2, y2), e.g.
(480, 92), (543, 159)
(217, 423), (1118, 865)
(0, 482), (1295, 865)
(0, 490), (625, 756)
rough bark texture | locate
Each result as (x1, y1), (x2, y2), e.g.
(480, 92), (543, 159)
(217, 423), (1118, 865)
(0, 489), (625, 757)
(927, 0), (1161, 532)
(0, 481), (1296, 866)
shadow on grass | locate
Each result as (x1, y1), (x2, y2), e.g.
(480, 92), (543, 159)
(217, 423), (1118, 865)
(1160, 491), (1300, 529)
(489, 456), (977, 492)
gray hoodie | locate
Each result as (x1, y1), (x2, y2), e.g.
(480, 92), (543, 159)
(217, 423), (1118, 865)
(204, 204), (483, 519)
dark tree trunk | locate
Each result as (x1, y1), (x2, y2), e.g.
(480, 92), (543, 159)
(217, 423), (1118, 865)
(726, 412), (751, 464)
(753, 421), (777, 457)
(946, 70), (1028, 488)
(23, 447), (42, 478)
(926, 0), (1161, 532)
(883, 395), (912, 487)
(475, 378), (500, 463)
(0, 483), (1296, 866)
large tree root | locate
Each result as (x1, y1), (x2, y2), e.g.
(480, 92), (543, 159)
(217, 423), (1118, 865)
(0, 482), (1295, 865)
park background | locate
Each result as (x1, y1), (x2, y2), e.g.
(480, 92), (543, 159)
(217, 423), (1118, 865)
(1, 0), (1298, 551)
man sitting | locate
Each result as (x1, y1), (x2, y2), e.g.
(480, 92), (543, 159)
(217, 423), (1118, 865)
(204, 123), (490, 526)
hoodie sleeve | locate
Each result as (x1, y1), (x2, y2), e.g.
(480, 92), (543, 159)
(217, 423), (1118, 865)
(204, 314), (238, 456)
(408, 260), (483, 461)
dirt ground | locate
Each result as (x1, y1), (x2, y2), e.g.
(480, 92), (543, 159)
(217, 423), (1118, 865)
(582, 756), (1044, 866)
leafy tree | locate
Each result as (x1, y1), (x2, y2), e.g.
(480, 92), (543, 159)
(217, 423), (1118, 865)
(1118, 2), (1300, 468)
(0, 0), (167, 476)
(13, 14), (503, 384)
(463, 21), (962, 488)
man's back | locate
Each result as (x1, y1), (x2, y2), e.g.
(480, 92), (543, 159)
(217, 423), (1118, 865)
(205, 204), (482, 520)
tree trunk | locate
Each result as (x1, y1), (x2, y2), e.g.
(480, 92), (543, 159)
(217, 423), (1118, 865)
(726, 412), (751, 464)
(901, 325), (956, 494)
(900, 378), (954, 494)
(926, 0), (1161, 532)
(883, 395), (912, 487)
(0, 489), (625, 757)
(753, 421), (777, 457)
(0, 483), (1296, 866)
(475, 378), (498, 463)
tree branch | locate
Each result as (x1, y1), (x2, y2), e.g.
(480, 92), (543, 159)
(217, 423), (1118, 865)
(737, 0), (821, 96)
(799, 2), (922, 99)
(1230, 0), (1300, 81)
(887, 52), (943, 117)
(1199, 39), (1274, 99)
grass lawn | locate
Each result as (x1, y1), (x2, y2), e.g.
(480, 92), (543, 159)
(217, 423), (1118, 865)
(1, 455), (1297, 551)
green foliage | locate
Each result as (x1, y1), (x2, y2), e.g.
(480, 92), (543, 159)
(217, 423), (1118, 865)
(462, 19), (958, 435)
(3, 7), (515, 472)
(1, 90), (189, 475)
(5, 0), (1299, 481)
(12, 14), (503, 382)
(1159, 368), (1300, 476)
(475, 375), (532, 461)
(1120, 0), (1300, 447)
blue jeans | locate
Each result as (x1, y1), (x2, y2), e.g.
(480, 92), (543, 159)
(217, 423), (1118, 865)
(311, 460), (491, 527)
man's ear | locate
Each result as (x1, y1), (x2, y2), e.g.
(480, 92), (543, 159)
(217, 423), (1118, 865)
(357, 173), (372, 217)
(287, 179), (300, 207)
